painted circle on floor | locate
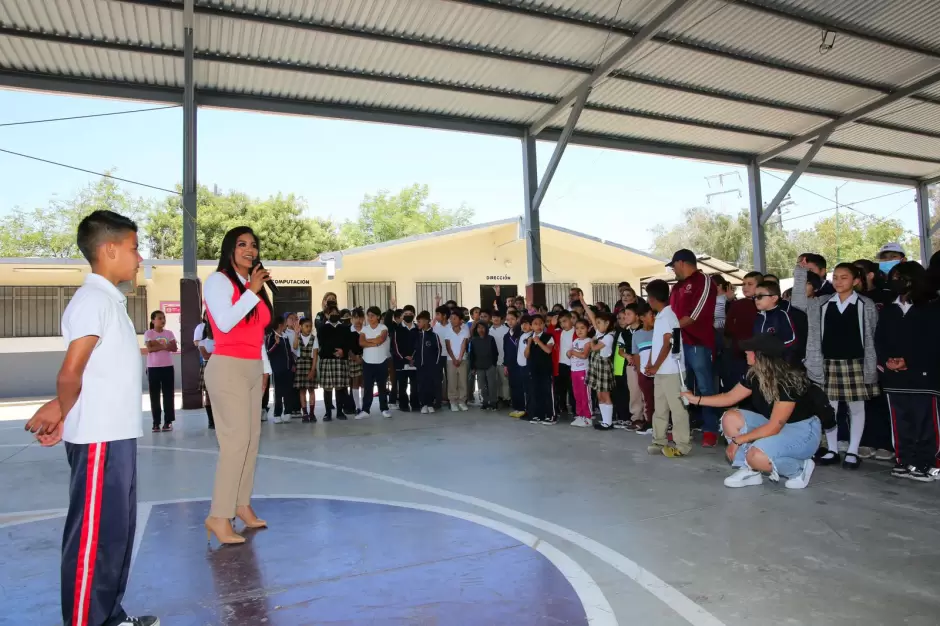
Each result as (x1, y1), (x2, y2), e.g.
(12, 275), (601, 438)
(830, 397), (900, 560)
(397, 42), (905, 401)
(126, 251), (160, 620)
(1, 497), (597, 625)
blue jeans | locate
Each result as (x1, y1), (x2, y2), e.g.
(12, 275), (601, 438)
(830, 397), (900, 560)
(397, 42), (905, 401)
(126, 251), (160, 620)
(729, 410), (821, 477)
(683, 344), (718, 433)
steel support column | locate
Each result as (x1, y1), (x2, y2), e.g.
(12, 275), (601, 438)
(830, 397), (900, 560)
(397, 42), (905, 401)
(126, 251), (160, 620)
(530, 86), (590, 214)
(916, 180), (933, 261)
(760, 131), (832, 225)
(747, 161), (767, 273)
(180, 0), (201, 410)
(522, 130), (541, 286)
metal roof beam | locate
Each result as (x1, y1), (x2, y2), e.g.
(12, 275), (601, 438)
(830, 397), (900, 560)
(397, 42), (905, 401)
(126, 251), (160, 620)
(528, 0), (694, 135)
(761, 130), (833, 225)
(758, 67), (940, 163)
(531, 85), (590, 213)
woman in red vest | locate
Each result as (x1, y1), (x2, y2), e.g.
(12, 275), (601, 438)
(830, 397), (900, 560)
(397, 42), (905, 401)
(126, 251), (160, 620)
(203, 226), (273, 544)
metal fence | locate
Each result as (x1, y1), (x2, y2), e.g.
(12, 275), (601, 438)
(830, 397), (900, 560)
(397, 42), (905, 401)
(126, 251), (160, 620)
(0, 285), (149, 338)
(346, 282), (397, 311)
(592, 283), (620, 307)
(544, 283), (577, 309)
(415, 282), (461, 313)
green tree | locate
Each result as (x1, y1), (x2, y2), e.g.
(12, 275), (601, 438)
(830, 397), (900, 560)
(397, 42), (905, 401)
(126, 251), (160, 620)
(799, 213), (914, 266)
(143, 187), (346, 260)
(0, 175), (149, 258)
(343, 184), (473, 246)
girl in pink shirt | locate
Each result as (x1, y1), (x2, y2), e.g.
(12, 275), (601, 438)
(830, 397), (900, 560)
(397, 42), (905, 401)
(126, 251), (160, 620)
(145, 310), (177, 432)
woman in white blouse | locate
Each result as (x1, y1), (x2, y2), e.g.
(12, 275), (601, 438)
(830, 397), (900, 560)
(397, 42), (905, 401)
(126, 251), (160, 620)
(202, 227), (274, 545)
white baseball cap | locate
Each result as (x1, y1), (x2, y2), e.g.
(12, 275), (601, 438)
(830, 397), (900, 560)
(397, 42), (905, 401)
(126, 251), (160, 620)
(876, 242), (905, 258)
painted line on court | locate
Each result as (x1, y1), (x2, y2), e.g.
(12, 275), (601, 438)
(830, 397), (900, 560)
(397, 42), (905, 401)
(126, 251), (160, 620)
(141, 445), (728, 626)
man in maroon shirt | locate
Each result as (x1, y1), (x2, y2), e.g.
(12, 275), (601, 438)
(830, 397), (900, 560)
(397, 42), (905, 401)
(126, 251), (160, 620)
(667, 249), (719, 447)
(722, 271), (762, 391)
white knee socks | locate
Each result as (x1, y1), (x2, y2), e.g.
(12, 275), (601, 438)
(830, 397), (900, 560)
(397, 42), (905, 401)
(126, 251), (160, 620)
(826, 400), (866, 455)
(351, 387), (361, 410)
(600, 403), (613, 426)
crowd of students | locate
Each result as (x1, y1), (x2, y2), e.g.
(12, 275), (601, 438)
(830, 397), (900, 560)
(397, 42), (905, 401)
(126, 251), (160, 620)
(184, 243), (940, 488)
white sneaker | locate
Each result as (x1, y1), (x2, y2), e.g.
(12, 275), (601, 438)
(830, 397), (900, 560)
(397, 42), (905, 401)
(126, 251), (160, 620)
(355, 411), (370, 420)
(428, 407), (435, 413)
(260, 409), (268, 422)
(458, 403), (469, 411)
(785, 459), (816, 490)
(451, 405), (460, 412)
(389, 403), (399, 411)
(724, 467), (763, 488)
(282, 415), (292, 424)
(420, 406), (429, 414)
(570, 417), (589, 427)
(382, 410), (392, 418)
(273, 415), (282, 424)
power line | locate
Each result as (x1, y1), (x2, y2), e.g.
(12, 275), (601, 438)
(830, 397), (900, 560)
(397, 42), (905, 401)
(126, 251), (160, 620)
(0, 147), (180, 195)
(0, 105), (180, 128)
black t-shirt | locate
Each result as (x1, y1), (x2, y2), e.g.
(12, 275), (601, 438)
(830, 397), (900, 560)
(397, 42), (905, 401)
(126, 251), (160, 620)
(739, 372), (816, 423)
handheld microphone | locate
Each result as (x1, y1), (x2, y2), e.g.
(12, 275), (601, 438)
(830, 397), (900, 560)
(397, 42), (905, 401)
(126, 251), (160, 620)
(251, 258), (279, 296)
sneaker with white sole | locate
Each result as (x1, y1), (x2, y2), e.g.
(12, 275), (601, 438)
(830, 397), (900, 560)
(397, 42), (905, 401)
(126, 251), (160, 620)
(260, 409), (268, 422)
(873, 448), (895, 461)
(428, 407), (436, 414)
(903, 466), (934, 482)
(570, 417), (587, 427)
(282, 415), (292, 424)
(458, 403), (469, 411)
(382, 410), (392, 418)
(420, 406), (429, 414)
(451, 405), (460, 412)
(724, 467), (763, 488)
(273, 415), (283, 424)
(784, 459), (815, 489)
(355, 411), (370, 420)
(119, 617), (160, 626)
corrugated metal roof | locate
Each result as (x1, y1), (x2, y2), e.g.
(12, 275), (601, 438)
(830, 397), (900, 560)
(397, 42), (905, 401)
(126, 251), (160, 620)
(1, 0), (939, 183)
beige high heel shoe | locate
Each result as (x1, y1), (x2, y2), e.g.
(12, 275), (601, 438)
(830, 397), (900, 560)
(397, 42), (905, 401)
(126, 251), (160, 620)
(235, 505), (267, 529)
(205, 517), (246, 545)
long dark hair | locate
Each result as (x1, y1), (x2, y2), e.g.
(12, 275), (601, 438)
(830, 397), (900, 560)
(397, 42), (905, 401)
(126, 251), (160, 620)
(216, 226), (273, 322)
(201, 310), (213, 340)
(888, 261), (933, 306)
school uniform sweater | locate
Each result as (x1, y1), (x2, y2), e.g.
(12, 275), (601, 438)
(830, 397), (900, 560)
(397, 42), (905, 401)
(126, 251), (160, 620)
(753, 306), (798, 359)
(318, 322), (347, 360)
(469, 335), (499, 370)
(393, 323), (419, 369)
(791, 265), (878, 386)
(528, 332), (554, 377)
(265, 332), (294, 374)
(875, 300), (940, 394)
(416, 329), (442, 369)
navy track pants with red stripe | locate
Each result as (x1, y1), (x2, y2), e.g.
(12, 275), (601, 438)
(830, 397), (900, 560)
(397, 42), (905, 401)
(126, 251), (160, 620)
(62, 439), (137, 626)
(887, 393), (940, 469)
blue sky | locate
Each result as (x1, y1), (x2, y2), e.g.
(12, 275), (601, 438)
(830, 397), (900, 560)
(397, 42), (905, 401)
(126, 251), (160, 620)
(0, 89), (920, 257)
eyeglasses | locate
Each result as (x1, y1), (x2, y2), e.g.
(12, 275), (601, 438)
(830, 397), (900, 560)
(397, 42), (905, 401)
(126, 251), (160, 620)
(754, 294), (773, 300)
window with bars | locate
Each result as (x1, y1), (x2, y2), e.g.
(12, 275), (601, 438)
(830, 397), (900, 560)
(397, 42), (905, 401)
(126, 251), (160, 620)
(415, 282), (461, 313)
(346, 282), (397, 312)
(592, 283), (620, 307)
(544, 283), (578, 309)
(0, 285), (149, 338)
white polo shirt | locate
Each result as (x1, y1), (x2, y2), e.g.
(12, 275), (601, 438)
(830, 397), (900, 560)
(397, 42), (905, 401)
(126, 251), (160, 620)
(61, 273), (143, 444)
(442, 324), (470, 361)
(361, 322), (389, 364)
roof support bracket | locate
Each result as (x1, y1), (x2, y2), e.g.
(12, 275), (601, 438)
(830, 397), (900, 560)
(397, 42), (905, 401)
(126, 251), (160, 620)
(916, 180), (934, 260)
(530, 85), (590, 215)
(760, 129), (833, 225)
(528, 0), (694, 136)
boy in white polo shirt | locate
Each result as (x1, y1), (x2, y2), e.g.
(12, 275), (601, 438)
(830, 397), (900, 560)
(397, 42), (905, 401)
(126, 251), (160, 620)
(25, 211), (158, 626)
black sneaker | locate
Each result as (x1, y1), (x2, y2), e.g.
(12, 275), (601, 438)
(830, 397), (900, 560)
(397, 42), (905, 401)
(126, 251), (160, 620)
(529, 416), (542, 424)
(323, 415), (333, 422)
(904, 466), (933, 482)
(891, 464), (910, 478)
(541, 416), (557, 425)
(311, 415), (318, 423)
(593, 421), (613, 431)
(336, 413), (348, 421)
(634, 423), (652, 434)
(119, 617), (160, 626)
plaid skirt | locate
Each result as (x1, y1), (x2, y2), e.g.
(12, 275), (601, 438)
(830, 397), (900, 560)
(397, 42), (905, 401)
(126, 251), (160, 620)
(824, 358), (876, 403)
(586, 352), (614, 393)
(318, 358), (348, 389)
(199, 361), (207, 394)
(348, 359), (363, 379)
(294, 357), (315, 389)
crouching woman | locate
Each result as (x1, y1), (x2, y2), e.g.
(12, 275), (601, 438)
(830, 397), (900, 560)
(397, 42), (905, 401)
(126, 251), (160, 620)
(682, 333), (823, 490)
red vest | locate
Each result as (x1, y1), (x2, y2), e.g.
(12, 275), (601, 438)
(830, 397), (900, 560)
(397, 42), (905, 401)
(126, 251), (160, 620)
(207, 275), (271, 360)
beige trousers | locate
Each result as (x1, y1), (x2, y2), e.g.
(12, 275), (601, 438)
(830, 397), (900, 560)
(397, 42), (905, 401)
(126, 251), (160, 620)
(653, 373), (691, 454)
(626, 366), (645, 421)
(447, 360), (468, 404)
(205, 355), (263, 518)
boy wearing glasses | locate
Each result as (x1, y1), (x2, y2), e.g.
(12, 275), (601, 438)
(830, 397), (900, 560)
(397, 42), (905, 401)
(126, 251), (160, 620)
(753, 281), (800, 366)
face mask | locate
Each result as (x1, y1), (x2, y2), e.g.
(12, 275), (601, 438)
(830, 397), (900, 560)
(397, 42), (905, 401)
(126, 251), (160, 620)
(879, 259), (900, 274)
(326, 300), (337, 308)
(329, 314), (340, 323)
(889, 278), (909, 294)
(403, 315), (415, 323)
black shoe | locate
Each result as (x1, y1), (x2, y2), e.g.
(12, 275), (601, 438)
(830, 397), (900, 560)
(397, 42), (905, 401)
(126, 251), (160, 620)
(323, 415), (332, 422)
(634, 423), (651, 434)
(310, 415), (318, 423)
(891, 464), (909, 477)
(208, 423), (215, 430)
(119, 617), (160, 626)
(904, 466), (933, 482)
(842, 452), (861, 470)
(336, 413), (348, 421)
(815, 449), (841, 466)
(541, 416), (557, 425)
(593, 421), (613, 431)
(529, 416), (542, 424)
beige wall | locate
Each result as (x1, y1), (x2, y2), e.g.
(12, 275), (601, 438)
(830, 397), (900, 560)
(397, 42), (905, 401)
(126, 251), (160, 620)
(0, 224), (665, 316)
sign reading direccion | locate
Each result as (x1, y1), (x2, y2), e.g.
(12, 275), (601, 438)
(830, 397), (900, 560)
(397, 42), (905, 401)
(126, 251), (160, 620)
(486, 275), (512, 281)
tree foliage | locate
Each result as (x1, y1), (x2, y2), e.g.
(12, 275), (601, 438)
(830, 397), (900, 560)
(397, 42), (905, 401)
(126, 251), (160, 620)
(651, 205), (915, 277)
(1, 177), (474, 260)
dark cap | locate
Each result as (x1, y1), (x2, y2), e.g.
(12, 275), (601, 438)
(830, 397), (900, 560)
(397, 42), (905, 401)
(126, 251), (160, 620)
(739, 333), (785, 358)
(666, 249), (697, 267)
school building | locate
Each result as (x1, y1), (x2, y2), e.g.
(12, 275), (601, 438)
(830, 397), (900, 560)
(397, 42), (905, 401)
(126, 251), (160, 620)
(0, 217), (666, 398)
